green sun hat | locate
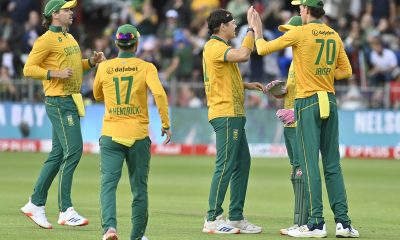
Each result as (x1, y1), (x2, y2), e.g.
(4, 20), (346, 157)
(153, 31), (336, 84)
(115, 24), (141, 47)
(278, 16), (302, 32)
(291, 0), (324, 9)
(43, 0), (77, 18)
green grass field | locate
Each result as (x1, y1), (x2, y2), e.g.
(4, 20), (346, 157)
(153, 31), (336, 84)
(0, 152), (399, 240)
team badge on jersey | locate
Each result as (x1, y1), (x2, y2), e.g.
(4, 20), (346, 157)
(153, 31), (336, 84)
(58, 37), (62, 42)
(233, 129), (239, 140)
(66, 115), (74, 126)
(296, 168), (302, 177)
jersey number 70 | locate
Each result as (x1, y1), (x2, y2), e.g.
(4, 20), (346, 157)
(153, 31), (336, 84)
(315, 39), (336, 65)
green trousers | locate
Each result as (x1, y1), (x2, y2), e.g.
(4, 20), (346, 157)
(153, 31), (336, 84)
(284, 127), (300, 168)
(207, 117), (251, 221)
(284, 127), (308, 226)
(295, 93), (351, 226)
(100, 136), (151, 240)
(31, 96), (83, 212)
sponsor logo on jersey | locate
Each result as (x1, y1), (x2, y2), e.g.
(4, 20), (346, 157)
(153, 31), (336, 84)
(107, 66), (138, 74)
(106, 67), (114, 74)
(312, 29), (335, 36)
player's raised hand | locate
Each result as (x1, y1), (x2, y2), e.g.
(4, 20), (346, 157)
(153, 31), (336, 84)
(161, 128), (172, 145)
(247, 6), (254, 27)
(252, 10), (263, 38)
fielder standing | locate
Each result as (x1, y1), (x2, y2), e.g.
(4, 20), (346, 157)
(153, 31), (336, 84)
(253, 0), (359, 237)
(93, 24), (171, 240)
(202, 7), (264, 234)
(265, 16), (309, 235)
(21, 0), (105, 229)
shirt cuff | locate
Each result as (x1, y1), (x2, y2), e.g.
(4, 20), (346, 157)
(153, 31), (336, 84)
(88, 58), (96, 68)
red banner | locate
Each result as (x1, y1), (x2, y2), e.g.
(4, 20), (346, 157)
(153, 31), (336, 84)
(0, 139), (399, 160)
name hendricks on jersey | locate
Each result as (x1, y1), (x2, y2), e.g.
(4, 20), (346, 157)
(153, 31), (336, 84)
(109, 106), (141, 116)
(106, 66), (138, 74)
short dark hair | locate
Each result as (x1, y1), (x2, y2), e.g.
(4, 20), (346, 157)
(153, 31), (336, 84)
(308, 6), (325, 19)
(42, 16), (52, 29)
(207, 9), (233, 35)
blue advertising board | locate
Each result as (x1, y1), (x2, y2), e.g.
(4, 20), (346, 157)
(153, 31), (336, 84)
(1, 102), (399, 146)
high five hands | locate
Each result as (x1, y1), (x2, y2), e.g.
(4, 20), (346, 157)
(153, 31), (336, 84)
(247, 6), (263, 38)
(90, 51), (107, 65)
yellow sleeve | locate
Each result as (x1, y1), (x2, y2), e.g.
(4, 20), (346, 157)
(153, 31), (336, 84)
(212, 42), (230, 62)
(334, 41), (352, 80)
(82, 59), (92, 71)
(93, 63), (104, 101)
(23, 36), (50, 80)
(255, 28), (300, 56)
(146, 64), (170, 129)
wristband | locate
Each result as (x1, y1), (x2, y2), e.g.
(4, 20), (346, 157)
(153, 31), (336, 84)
(88, 58), (96, 68)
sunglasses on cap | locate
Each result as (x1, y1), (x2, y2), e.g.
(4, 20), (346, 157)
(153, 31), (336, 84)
(116, 32), (136, 40)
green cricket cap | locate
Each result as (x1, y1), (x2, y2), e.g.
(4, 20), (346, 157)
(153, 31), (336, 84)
(44, 0), (77, 18)
(291, 0), (324, 9)
(278, 16), (302, 32)
(115, 24), (141, 47)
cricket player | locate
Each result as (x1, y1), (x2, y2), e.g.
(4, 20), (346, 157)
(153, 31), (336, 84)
(201, 7), (265, 234)
(93, 24), (171, 240)
(252, 0), (359, 238)
(21, 0), (105, 229)
(265, 16), (309, 235)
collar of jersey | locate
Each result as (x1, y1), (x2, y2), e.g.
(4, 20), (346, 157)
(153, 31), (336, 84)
(118, 52), (136, 58)
(49, 25), (68, 36)
(49, 25), (64, 33)
(308, 20), (323, 24)
(210, 35), (228, 45)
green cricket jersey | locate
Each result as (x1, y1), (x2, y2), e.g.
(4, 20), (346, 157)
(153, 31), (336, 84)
(23, 26), (92, 96)
(256, 20), (352, 98)
(202, 36), (245, 121)
(93, 52), (170, 141)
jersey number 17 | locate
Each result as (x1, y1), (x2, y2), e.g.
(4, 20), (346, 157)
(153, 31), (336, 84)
(113, 76), (134, 105)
